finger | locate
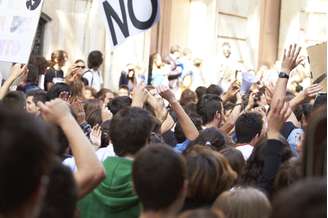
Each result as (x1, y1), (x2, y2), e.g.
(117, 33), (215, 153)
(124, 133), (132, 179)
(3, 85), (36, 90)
(307, 85), (322, 94)
(283, 49), (287, 60)
(309, 85), (322, 93)
(294, 46), (301, 61)
(310, 84), (321, 89)
(280, 101), (289, 117)
(287, 44), (292, 57)
(291, 44), (296, 57)
(276, 99), (284, 113)
(284, 106), (292, 121)
(37, 101), (47, 111)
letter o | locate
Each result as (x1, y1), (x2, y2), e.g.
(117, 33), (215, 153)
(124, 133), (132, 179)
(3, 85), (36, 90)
(127, 0), (158, 30)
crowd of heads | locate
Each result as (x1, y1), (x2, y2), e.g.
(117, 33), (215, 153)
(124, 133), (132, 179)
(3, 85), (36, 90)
(0, 43), (326, 218)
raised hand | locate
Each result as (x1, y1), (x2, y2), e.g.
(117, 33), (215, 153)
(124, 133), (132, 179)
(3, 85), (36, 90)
(281, 44), (302, 74)
(131, 82), (148, 107)
(267, 99), (292, 139)
(37, 99), (72, 125)
(264, 82), (275, 104)
(9, 64), (28, 81)
(101, 106), (113, 122)
(65, 64), (81, 83)
(303, 84), (322, 100)
(156, 85), (177, 104)
(224, 80), (241, 101)
(90, 124), (102, 147)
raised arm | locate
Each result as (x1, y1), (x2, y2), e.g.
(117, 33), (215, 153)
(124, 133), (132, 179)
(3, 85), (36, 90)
(157, 85), (199, 141)
(271, 44), (302, 108)
(289, 84), (322, 110)
(0, 64), (27, 99)
(146, 90), (169, 124)
(258, 99), (292, 195)
(131, 83), (148, 108)
(38, 99), (105, 198)
(220, 92), (243, 134)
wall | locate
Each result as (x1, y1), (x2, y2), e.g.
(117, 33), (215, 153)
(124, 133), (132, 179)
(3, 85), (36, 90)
(278, 0), (327, 59)
(167, 0), (263, 83)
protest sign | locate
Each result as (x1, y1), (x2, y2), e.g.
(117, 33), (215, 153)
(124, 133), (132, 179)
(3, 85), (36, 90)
(0, 0), (44, 64)
(307, 42), (327, 92)
(99, 0), (160, 47)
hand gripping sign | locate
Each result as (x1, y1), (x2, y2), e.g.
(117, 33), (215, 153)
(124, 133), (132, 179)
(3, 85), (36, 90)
(99, 0), (160, 47)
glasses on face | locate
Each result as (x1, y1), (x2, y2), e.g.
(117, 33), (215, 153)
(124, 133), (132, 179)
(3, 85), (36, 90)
(77, 65), (86, 69)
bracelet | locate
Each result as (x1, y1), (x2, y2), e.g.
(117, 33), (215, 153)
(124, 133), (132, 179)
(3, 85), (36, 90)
(279, 72), (289, 79)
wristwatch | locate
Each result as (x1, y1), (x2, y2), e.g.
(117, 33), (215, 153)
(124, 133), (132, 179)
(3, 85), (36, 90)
(279, 72), (289, 79)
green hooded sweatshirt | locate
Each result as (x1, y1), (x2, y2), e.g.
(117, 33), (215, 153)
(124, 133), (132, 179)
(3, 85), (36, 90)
(78, 157), (140, 218)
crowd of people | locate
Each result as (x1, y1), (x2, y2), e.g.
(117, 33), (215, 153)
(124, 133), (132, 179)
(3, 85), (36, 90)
(0, 43), (326, 218)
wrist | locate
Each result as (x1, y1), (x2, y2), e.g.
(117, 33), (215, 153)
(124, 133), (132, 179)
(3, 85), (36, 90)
(267, 129), (281, 140)
(58, 114), (76, 127)
(168, 98), (178, 105)
(7, 76), (17, 83)
(280, 68), (290, 75)
(132, 98), (145, 107)
(279, 72), (290, 79)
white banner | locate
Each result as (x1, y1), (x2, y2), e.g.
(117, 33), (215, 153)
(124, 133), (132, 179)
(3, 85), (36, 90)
(99, 0), (160, 48)
(0, 0), (44, 64)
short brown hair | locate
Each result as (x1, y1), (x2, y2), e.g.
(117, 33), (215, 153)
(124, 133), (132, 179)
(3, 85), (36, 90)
(180, 89), (197, 107)
(96, 88), (114, 101)
(184, 145), (237, 205)
(133, 144), (187, 211)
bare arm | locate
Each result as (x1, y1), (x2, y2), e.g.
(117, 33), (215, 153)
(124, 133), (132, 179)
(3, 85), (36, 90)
(38, 99), (105, 198)
(271, 44), (302, 108)
(289, 84), (322, 110)
(220, 93), (243, 134)
(158, 85), (199, 141)
(146, 91), (168, 124)
(0, 64), (27, 99)
(131, 83), (147, 108)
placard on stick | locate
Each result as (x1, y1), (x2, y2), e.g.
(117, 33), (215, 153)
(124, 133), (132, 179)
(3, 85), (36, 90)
(307, 42), (327, 91)
(99, 0), (160, 48)
(0, 0), (44, 64)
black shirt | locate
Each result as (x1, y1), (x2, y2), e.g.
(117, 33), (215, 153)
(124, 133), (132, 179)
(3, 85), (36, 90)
(44, 68), (64, 91)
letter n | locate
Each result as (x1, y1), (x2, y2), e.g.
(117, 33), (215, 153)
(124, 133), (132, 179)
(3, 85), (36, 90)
(103, 0), (130, 46)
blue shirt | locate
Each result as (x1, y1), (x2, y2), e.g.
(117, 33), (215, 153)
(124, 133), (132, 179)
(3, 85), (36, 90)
(174, 140), (190, 154)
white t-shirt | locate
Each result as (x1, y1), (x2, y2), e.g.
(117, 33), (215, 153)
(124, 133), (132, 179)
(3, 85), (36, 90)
(236, 144), (254, 160)
(83, 69), (103, 91)
(63, 144), (116, 172)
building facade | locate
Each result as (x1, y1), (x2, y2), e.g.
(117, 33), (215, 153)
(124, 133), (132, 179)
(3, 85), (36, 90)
(1, 0), (326, 90)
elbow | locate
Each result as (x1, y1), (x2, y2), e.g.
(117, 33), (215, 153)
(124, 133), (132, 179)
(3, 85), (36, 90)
(186, 132), (199, 141)
(77, 165), (106, 198)
(92, 164), (106, 185)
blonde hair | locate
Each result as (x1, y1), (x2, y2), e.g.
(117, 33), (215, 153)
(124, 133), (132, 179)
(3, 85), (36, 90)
(213, 187), (271, 218)
(50, 50), (68, 67)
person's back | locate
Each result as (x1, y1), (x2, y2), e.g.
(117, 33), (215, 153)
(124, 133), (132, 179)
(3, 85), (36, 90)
(78, 107), (154, 218)
(83, 50), (103, 91)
